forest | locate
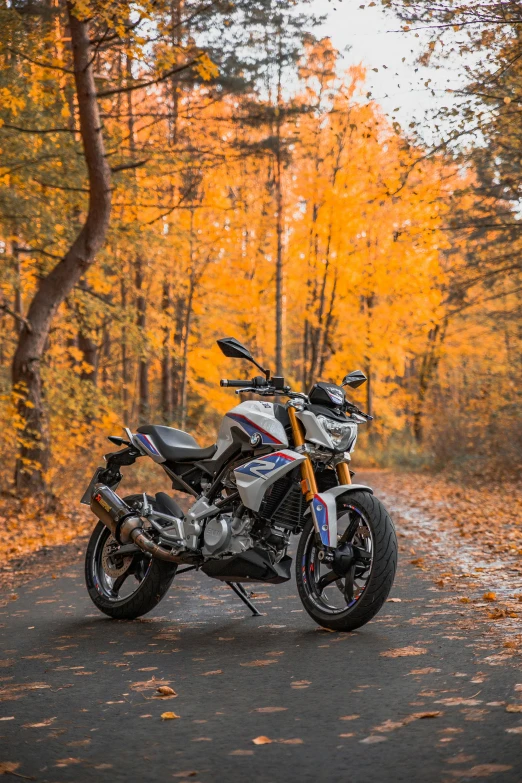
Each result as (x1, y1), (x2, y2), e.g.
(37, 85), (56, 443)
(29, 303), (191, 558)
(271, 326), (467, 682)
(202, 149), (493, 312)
(0, 0), (520, 501)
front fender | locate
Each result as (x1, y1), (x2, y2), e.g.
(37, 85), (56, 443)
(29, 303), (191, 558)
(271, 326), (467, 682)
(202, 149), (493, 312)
(308, 484), (373, 548)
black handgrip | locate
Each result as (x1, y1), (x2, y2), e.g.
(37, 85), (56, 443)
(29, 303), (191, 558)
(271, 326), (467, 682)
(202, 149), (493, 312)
(220, 379), (252, 388)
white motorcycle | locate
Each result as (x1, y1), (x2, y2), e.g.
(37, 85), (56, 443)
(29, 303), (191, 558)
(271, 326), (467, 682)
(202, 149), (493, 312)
(82, 337), (397, 632)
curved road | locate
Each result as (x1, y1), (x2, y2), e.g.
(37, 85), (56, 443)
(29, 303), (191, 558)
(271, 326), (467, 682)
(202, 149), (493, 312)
(1, 474), (521, 782)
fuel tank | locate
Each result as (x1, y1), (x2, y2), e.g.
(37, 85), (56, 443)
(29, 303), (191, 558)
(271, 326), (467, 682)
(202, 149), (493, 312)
(213, 400), (289, 460)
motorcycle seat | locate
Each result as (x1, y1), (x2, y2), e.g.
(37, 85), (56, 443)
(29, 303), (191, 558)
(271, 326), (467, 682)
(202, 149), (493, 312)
(137, 424), (217, 462)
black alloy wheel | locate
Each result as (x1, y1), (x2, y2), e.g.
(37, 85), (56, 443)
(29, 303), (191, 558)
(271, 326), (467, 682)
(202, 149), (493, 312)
(296, 490), (397, 632)
(85, 494), (177, 620)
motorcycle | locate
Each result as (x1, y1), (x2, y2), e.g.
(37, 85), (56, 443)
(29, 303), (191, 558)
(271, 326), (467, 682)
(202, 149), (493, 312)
(81, 337), (397, 632)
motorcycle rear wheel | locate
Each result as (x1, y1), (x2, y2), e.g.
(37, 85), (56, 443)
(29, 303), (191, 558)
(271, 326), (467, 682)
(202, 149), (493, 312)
(296, 490), (397, 632)
(85, 494), (177, 620)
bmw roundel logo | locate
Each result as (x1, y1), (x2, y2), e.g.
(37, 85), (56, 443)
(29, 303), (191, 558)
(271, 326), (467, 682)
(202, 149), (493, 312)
(250, 432), (262, 447)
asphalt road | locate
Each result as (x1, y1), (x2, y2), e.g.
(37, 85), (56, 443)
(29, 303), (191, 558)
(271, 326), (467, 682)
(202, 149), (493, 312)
(1, 477), (522, 783)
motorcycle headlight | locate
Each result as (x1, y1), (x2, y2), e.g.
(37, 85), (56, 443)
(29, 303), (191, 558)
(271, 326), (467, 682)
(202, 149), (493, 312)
(317, 415), (358, 452)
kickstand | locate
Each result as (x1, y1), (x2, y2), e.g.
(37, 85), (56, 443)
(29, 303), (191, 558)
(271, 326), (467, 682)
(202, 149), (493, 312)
(226, 581), (262, 617)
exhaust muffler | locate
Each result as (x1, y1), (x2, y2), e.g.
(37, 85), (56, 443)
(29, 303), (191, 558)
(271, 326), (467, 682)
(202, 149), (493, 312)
(90, 484), (182, 563)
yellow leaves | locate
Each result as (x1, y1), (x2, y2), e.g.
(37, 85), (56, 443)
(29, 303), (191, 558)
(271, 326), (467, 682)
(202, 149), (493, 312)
(483, 592), (497, 602)
(195, 52), (219, 81)
(160, 711), (180, 720)
(0, 88), (25, 117)
(505, 704), (522, 713)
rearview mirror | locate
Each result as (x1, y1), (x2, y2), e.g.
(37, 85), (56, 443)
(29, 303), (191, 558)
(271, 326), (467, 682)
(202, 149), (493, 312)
(341, 370), (367, 389)
(217, 337), (254, 361)
(217, 337), (270, 378)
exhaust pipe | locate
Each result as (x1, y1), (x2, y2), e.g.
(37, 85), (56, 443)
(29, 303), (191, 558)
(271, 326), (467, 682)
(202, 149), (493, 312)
(90, 484), (183, 563)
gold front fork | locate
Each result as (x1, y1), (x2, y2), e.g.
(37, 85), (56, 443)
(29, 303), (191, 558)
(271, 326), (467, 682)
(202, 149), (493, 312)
(335, 461), (351, 485)
(287, 406), (318, 501)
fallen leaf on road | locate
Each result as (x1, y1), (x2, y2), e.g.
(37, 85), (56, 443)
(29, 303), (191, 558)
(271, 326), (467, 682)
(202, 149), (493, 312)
(360, 736), (387, 744)
(339, 715), (360, 721)
(447, 755), (476, 764)
(388, 598), (401, 603)
(277, 739), (303, 745)
(0, 717), (14, 721)
(254, 707), (288, 713)
(505, 726), (522, 734)
(240, 660), (278, 667)
(252, 736), (272, 745)
(448, 764), (512, 778)
(23, 717), (56, 728)
(339, 733), (355, 738)
(373, 711), (442, 733)
(156, 686), (177, 698)
(483, 592), (496, 602)
(505, 704), (522, 713)
(0, 762), (20, 775)
(201, 670), (222, 676)
(436, 698), (482, 706)
(380, 647), (428, 658)
(291, 680), (311, 688)
(161, 712), (180, 720)
(408, 668), (441, 675)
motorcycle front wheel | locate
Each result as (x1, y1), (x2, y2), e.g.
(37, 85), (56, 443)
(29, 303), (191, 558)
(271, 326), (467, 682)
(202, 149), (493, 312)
(296, 490), (397, 632)
(85, 494), (177, 620)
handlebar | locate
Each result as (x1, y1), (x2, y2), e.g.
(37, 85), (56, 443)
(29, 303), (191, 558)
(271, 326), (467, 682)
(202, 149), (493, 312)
(220, 379), (254, 388)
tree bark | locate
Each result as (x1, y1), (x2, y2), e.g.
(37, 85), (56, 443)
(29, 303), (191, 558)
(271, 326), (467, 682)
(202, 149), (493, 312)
(274, 21), (284, 377)
(11, 3), (111, 492)
(78, 331), (99, 384)
(121, 277), (129, 421)
(413, 323), (446, 443)
(135, 260), (149, 424)
(161, 279), (172, 423)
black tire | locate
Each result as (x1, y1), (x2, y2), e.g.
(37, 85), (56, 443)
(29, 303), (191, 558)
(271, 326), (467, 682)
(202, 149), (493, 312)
(296, 490), (397, 632)
(85, 494), (177, 620)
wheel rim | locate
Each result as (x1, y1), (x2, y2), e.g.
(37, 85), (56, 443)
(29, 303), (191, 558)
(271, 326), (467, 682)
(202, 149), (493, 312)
(301, 503), (374, 615)
(91, 525), (152, 603)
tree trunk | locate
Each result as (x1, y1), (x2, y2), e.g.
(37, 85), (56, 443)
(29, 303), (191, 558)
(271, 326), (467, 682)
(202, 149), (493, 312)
(135, 260), (149, 424)
(171, 293), (184, 416)
(413, 323), (446, 443)
(121, 278), (129, 421)
(78, 331), (99, 384)
(161, 279), (172, 423)
(274, 25), (284, 377)
(179, 273), (195, 432)
(11, 4), (111, 492)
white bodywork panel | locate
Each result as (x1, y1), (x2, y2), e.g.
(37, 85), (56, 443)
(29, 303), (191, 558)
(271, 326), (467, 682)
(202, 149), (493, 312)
(214, 400), (288, 460)
(234, 449), (305, 512)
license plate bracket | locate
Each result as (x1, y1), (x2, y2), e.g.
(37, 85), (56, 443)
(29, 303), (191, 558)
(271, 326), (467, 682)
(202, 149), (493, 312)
(80, 467), (105, 505)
